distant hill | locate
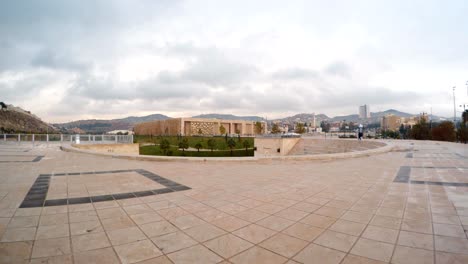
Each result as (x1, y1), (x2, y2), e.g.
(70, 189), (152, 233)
(0, 104), (57, 133)
(275, 113), (330, 124)
(191, 114), (264, 121)
(54, 113), (171, 134)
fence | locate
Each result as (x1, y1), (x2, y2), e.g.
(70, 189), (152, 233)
(0, 134), (134, 144)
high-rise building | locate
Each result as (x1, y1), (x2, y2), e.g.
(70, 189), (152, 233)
(359, 105), (371, 119)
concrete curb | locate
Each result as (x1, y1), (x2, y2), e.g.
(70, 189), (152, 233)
(60, 141), (394, 163)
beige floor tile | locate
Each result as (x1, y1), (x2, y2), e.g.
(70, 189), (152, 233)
(137, 255), (173, 264)
(114, 239), (162, 264)
(69, 210), (99, 223)
(361, 225), (399, 244)
(15, 208), (42, 217)
(340, 211), (373, 224)
(157, 207), (190, 220)
(328, 219), (366, 236)
(73, 247), (120, 264)
(300, 213), (337, 228)
(0, 241), (33, 263)
(97, 208), (127, 219)
(101, 216), (136, 231)
(194, 208), (229, 222)
(230, 246), (288, 264)
(70, 220), (103, 236)
(41, 206), (68, 215)
(291, 202), (321, 213)
(31, 237), (71, 258)
(432, 214), (461, 225)
(123, 204), (154, 215)
(314, 206), (346, 218)
(107, 226), (146, 246)
(283, 222), (324, 242)
(30, 254), (73, 264)
(232, 224), (277, 244)
(93, 201), (120, 209)
(140, 220), (177, 237)
(398, 230), (434, 250)
(183, 223), (226, 242)
(147, 200), (177, 211)
(435, 251), (468, 264)
(36, 224), (69, 239)
(326, 199), (354, 209)
(168, 244), (223, 264)
(350, 238), (394, 262)
(7, 216), (39, 228)
(314, 230), (358, 252)
(39, 213), (68, 226)
(375, 207), (404, 218)
(391, 245), (434, 264)
(212, 215), (249, 232)
(255, 203), (285, 214)
(433, 223), (466, 238)
(1, 227), (36, 242)
(170, 214), (205, 230)
(260, 233), (308, 258)
(151, 231), (198, 254)
(117, 198), (143, 207)
(434, 235), (468, 254)
(369, 215), (401, 230)
(256, 215), (295, 231)
(274, 208), (309, 221)
(68, 204), (94, 213)
(130, 212), (163, 225)
(235, 209), (270, 222)
(294, 244), (346, 264)
(401, 219), (432, 234)
(204, 233), (253, 258)
(341, 254), (387, 264)
(72, 232), (111, 252)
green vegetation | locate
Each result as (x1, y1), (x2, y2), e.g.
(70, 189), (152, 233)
(271, 123), (281, 134)
(136, 135), (255, 156)
(254, 121), (263, 134)
(295, 123), (306, 134)
(140, 145), (254, 157)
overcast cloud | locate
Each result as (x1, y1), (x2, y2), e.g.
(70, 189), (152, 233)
(0, 0), (467, 122)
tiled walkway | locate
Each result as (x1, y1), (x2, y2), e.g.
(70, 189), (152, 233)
(0, 141), (467, 263)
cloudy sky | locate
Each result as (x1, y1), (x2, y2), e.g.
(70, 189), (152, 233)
(1, 0), (467, 122)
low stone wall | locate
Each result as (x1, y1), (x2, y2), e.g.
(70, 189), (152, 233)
(254, 137), (301, 157)
(72, 143), (139, 155)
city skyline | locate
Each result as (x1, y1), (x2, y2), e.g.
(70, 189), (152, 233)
(1, 1), (468, 123)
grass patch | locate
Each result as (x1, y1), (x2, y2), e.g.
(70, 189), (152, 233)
(140, 145), (254, 157)
(134, 135), (254, 151)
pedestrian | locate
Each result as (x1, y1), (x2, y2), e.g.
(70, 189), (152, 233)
(358, 124), (364, 141)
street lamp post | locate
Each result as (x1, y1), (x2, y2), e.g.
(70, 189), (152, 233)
(453, 86), (456, 123)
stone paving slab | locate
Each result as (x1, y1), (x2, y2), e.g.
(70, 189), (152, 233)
(0, 140), (467, 263)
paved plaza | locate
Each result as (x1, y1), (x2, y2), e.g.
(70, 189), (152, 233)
(0, 140), (467, 263)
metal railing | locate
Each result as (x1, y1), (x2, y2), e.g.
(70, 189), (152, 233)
(0, 134), (134, 144)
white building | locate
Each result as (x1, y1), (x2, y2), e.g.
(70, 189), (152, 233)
(359, 105), (371, 119)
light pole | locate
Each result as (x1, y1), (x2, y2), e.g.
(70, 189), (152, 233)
(453, 86), (456, 123)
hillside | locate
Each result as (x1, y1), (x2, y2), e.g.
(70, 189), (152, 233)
(0, 105), (56, 133)
(191, 114), (264, 121)
(54, 114), (171, 134)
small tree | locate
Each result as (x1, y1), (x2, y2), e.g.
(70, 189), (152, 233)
(254, 121), (263, 134)
(410, 119), (430, 140)
(242, 140), (251, 153)
(227, 138), (236, 156)
(431, 121), (456, 142)
(207, 138), (216, 152)
(271, 123), (281, 134)
(159, 139), (170, 155)
(219, 125), (226, 135)
(178, 138), (189, 154)
(235, 129), (240, 134)
(295, 123), (306, 134)
(198, 128), (203, 135)
(194, 141), (203, 152)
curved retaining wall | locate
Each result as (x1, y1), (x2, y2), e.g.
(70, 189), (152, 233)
(60, 140), (393, 163)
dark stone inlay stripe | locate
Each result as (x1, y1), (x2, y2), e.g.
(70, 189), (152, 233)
(405, 153), (413, 158)
(91, 195), (114, 202)
(32, 156), (44, 162)
(410, 180), (468, 187)
(394, 166), (411, 183)
(20, 169), (191, 208)
(44, 199), (68, 206)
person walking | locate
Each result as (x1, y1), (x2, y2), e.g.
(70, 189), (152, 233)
(358, 124), (364, 141)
